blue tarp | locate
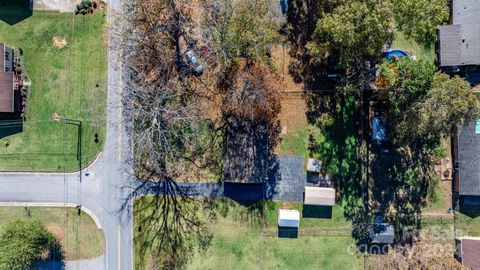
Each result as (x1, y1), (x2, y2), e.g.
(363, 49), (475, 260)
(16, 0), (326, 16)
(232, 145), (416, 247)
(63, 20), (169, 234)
(476, 120), (480, 134)
(372, 116), (388, 143)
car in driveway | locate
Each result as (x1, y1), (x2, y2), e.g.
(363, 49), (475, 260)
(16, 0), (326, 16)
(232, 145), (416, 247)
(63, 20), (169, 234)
(185, 50), (203, 76)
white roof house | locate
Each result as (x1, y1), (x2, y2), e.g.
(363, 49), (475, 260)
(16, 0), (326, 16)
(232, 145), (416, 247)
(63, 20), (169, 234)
(278, 209), (300, 228)
(304, 186), (336, 206)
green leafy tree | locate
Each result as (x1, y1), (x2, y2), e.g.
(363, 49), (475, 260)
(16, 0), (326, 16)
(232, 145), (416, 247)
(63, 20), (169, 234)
(393, 0), (449, 44)
(307, 0), (393, 68)
(417, 74), (480, 138)
(205, 0), (279, 65)
(385, 58), (436, 128)
(0, 219), (55, 270)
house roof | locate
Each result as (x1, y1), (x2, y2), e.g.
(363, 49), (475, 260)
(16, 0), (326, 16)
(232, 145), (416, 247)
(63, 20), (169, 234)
(452, 0), (480, 25)
(278, 209), (300, 228)
(439, 24), (480, 66)
(304, 186), (335, 206)
(222, 118), (268, 183)
(458, 124), (480, 196)
(0, 43), (14, 113)
(459, 237), (480, 269)
(370, 223), (395, 244)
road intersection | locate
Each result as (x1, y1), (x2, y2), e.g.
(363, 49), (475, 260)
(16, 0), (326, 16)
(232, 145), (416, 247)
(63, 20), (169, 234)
(0, 1), (135, 269)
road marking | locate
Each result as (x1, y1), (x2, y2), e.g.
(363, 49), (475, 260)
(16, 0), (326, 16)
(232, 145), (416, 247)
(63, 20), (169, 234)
(118, 224), (122, 270)
(118, 101), (122, 161)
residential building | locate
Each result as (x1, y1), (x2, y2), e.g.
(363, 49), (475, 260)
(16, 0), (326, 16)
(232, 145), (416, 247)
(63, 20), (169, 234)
(454, 124), (480, 208)
(456, 237), (480, 269)
(0, 43), (16, 113)
(438, 0), (480, 67)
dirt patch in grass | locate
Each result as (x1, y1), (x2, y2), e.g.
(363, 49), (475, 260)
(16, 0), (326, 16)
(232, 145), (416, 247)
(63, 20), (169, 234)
(47, 223), (65, 242)
(51, 36), (67, 49)
(271, 44), (308, 156)
(271, 44), (303, 92)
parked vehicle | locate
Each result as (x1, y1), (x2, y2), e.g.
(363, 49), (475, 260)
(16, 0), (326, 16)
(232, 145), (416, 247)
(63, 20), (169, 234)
(185, 50), (203, 76)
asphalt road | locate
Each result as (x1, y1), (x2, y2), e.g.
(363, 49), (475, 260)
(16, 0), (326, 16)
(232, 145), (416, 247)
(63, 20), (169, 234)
(0, 0), (135, 269)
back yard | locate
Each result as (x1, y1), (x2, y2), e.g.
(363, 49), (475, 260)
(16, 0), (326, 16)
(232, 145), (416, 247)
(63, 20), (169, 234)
(0, 11), (106, 171)
(134, 196), (363, 270)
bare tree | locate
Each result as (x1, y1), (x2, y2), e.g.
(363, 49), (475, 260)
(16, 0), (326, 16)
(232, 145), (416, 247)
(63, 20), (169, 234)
(115, 1), (219, 269)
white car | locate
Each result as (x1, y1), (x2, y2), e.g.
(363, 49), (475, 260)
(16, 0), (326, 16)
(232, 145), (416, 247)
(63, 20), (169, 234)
(185, 50), (204, 76)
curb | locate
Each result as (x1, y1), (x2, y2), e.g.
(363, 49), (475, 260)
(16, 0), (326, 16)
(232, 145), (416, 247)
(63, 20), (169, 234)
(0, 202), (103, 229)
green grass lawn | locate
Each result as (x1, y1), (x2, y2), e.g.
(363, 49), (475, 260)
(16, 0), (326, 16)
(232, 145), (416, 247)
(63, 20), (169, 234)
(391, 31), (435, 61)
(0, 206), (104, 260)
(278, 124), (308, 157)
(0, 11), (106, 171)
(457, 210), (480, 237)
(134, 197), (363, 270)
(264, 201), (352, 229)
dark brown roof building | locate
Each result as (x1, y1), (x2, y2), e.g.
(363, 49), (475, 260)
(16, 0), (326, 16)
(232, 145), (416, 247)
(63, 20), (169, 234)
(222, 118), (268, 184)
(0, 43), (15, 113)
(458, 237), (480, 270)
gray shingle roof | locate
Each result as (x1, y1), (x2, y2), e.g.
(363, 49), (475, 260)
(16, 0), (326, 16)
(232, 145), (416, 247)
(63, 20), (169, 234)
(439, 24), (480, 66)
(458, 124), (480, 196)
(453, 0), (480, 25)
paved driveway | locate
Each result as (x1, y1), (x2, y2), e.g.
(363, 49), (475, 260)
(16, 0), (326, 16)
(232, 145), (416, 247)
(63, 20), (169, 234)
(266, 156), (306, 202)
(140, 156), (308, 203)
(33, 0), (79, 12)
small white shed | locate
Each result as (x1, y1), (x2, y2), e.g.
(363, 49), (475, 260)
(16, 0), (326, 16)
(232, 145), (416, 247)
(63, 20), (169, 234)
(278, 209), (300, 228)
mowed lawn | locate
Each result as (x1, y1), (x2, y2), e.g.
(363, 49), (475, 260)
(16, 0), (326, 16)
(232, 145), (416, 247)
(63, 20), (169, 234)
(0, 11), (106, 171)
(391, 31), (435, 61)
(0, 206), (104, 260)
(457, 210), (480, 237)
(135, 197), (363, 270)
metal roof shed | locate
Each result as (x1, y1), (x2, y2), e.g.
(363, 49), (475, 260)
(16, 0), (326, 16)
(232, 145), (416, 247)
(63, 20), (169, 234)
(370, 223), (395, 244)
(278, 209), (300, 228)
(306, 158), (321, 173)
(304, 186), (336, 206)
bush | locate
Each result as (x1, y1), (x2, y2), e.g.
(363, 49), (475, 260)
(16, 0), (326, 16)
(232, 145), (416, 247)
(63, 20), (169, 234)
(75, 0), (96, 15)
(0, 219), (56, 270)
